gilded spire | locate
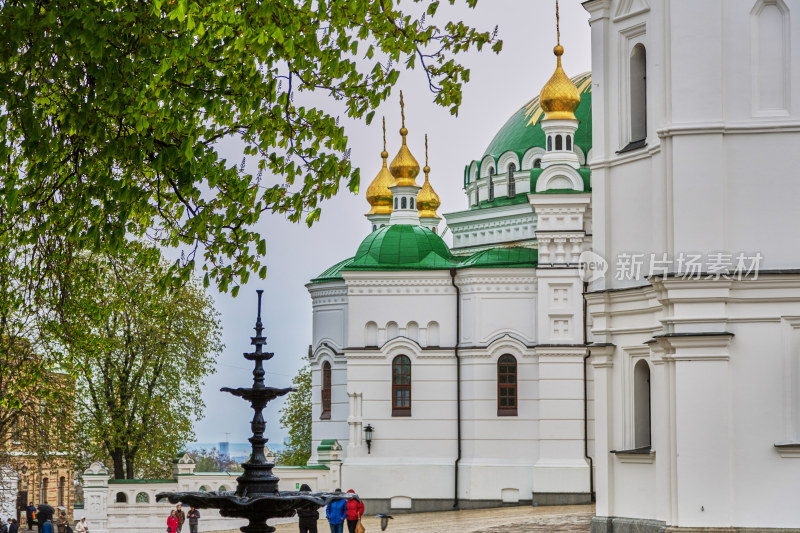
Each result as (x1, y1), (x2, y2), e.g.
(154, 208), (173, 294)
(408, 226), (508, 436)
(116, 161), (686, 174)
(417, 134), (441, 219)
(389, 91), (420, 187)
(539, 0), (580, 121)
(365, 117), (394, 215)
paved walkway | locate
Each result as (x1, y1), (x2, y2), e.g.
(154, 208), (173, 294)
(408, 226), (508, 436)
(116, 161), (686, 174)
(264, 504), (594, 533)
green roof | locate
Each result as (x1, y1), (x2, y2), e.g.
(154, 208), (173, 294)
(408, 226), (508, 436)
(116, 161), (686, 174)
(317, 439), (339, 452)
(459, 247), (538, 268)
(310, 256), (355, 284)
(467, 72), (592, 186)
(530, 167), (591, 193)
(343, 225), (458, 271)
(310, 230), (539, 277)
(469, 193), (530, 211)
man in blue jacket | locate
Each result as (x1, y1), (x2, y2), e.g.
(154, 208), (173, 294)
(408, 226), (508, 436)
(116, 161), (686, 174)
(325, 490), (347, 533)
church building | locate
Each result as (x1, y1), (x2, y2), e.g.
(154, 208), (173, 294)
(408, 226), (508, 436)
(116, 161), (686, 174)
(306, 0), (800, 530)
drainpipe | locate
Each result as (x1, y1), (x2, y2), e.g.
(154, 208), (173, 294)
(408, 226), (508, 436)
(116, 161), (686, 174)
(583, 281), (596, 502)
(450, 268), (462, 509)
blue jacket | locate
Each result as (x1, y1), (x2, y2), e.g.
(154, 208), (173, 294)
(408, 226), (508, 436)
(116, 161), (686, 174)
(326, 499), (347, 525)
(42, 521), (54, 533)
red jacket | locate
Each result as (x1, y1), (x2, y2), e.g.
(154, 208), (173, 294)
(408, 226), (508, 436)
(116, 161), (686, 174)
(167, 515), (179, 533)
(345, 491), (364, 521)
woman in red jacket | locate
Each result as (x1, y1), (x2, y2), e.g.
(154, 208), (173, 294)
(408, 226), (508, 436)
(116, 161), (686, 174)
(167, 510), (179, 533)
(345, 490), (364, 533)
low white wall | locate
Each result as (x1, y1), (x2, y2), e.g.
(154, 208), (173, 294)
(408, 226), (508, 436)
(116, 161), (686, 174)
(82, 459), (340, 533)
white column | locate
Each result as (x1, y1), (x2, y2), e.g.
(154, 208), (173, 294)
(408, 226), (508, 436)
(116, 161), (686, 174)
(82, 463), (111, 533)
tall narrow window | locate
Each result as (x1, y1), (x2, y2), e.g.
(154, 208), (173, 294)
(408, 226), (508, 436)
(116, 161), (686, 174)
(321, 361), (332, 419)
(534, 158), (542, 169)
(58, 476), (65, 506)
(633, 359), (651, 448)
(401, 197), (407, 209)
(41, 478), (48, 503)
(630, 43), (647, 143)
(410, 198), (415, 210)
(488, 176), (494, 201)
(566, 135), (572, 151)
(508, 164), (516, 197)
(498, 355), (518, 416)
(392, 355), (411, 416)
(475, 187), (479, 205)
(555, 135), (563, 151)
(394, 197), (398, 209)
(547, 136), (553, 151)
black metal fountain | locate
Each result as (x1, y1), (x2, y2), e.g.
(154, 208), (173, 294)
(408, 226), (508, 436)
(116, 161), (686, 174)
(157, 290), (355, 533)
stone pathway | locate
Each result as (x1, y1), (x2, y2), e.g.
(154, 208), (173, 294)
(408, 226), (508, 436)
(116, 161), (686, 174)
(262, 504), (594, 533)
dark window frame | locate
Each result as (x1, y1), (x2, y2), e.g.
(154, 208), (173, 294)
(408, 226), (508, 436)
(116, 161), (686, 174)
(392, 355), (412, 417)
(320, 361), (332, 419)
(497, 354), (518, 416)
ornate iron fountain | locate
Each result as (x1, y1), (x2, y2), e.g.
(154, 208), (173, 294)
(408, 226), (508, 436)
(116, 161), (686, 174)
(157, 290), (354, 533)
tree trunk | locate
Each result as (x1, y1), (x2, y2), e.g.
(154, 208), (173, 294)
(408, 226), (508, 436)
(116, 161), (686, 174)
(111, 448), (125, 479)
(124, 451), (135, 479)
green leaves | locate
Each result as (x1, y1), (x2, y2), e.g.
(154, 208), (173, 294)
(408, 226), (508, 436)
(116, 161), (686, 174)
(0, 0), (502, 292)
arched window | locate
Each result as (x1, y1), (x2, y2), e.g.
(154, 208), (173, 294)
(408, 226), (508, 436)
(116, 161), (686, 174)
(401, 197), (407, 209)
(219, 485), (229, 492)
(41, 477), (48, 503)
(394, 197), (398, 209)
(136, 492), (149, 503)
(321, 361), (332, 419)
(534, 158), (542, 169)
(372, 224), (377, 232)
(115, 492), (127, 503)
(392, 355), (411, 416)
(488, 166), (494, 176)
(58, 476), (65, 506)
(633, 359), (651, 448)
(507, 163), (516, 197)
(427, 321), (440, 346)
(410, 198), (415, 210)
(475, 187), (479, 205)
(488, 176), (494, 202)
(555, 135), (563, 151)
(198, 486), (208, 493)
(498, 355), (518, 416)
(547, 136), (553, 151)
(364, 321), (378, 346)
(566, 135), (572, 151)
(630, 43), (647, 143)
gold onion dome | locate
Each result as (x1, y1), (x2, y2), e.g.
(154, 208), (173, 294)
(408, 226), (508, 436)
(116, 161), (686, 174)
(539, 2), (580, 120)
(366, 117), (394, 215)
(417, 135), (441, 219)
(389, 91), (420, 186)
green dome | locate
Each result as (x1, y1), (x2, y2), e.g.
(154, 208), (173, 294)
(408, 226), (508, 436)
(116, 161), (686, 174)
(459, 247), (538, 268)
(468, 72), (592, 183)
(344, 225), (457, 271)
(310, 256), (355, 283)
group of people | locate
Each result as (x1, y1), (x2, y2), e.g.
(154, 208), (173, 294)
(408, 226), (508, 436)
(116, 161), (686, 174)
(21, 504), (88, 533)
(298, 486), (365, 533)
(166, 504), (200, 533)
(1, 518), (19, 533)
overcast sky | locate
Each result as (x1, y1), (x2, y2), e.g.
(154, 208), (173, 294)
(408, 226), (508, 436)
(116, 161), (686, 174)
(192, 0), (592, 447)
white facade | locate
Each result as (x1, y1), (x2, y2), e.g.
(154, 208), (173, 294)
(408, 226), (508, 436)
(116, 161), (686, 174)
(583, 0), (800, 531)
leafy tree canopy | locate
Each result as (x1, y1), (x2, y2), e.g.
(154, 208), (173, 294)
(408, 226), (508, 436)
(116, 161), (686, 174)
(49, 243), (223, 479)
(186, 447), (243, 473)
(0, 0), (501, 294)
(277, 354), (311, 466)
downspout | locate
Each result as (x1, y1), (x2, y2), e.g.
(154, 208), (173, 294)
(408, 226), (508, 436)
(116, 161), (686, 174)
(450, 268), (462, 509)
(583, 281), (596, 502)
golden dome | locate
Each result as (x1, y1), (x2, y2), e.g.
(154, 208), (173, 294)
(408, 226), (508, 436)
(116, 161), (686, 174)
(389, 91), (420, 187)
(539, 2), (580, 121)
(366, 118), (394, 215)
(417, 135), (441, 219)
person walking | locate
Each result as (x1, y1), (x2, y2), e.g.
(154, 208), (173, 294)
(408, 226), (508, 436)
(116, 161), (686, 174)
(297, 484), (319, 533)
(54, 513), (67, 533)
(325, 490), (346, 533)
(344, 490), (364, 533)
(166, 511), (179, 533)
(9, 519), (19, 533)
(174, 505), (185, 533)
(73, 518), (87, 533)
(25, 504), (35, 531)
(186, 507), (200, 533)
(1, 517), (9, 533)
